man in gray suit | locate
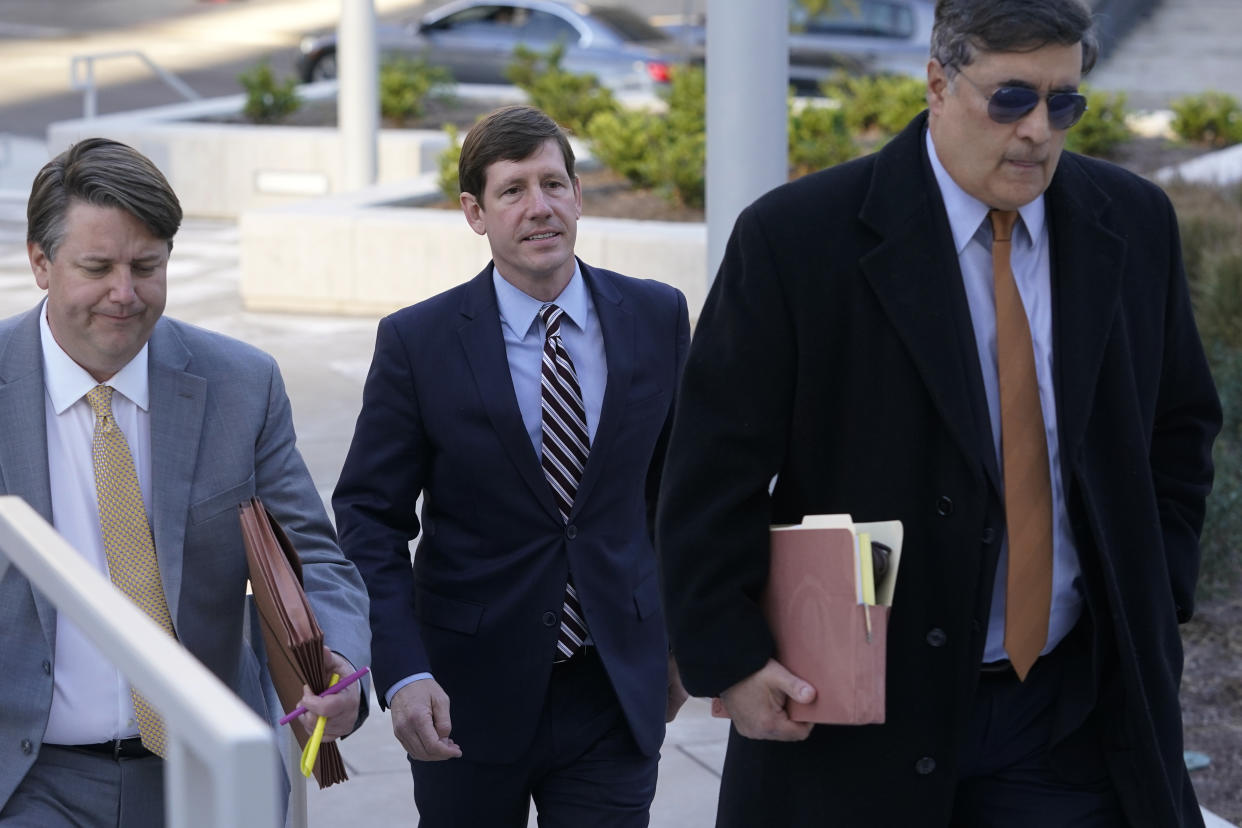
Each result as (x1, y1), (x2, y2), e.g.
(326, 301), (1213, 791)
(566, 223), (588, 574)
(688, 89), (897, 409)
(0, 138), (371, 826)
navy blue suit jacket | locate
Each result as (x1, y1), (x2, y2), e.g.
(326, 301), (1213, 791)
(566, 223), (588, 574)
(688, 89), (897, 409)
(334, 259), (689, 764)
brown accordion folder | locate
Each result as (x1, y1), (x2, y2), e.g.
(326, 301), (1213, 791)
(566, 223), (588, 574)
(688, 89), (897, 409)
(239, 496), (347, 788)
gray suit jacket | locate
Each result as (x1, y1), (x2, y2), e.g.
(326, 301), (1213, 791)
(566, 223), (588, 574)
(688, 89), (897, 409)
(0, 304), (371, 807)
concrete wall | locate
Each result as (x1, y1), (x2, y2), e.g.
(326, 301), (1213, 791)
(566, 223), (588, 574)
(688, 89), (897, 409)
(45, 84), (449, 219)
(239, 178), (709, 320)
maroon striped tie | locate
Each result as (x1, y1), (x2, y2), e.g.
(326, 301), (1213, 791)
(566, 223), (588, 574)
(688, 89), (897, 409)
(539, 304), (590, 661)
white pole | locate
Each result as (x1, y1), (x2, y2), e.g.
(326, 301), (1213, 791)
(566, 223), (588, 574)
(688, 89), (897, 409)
(339, 0), (379, 190)
(705, 0), (787, 284)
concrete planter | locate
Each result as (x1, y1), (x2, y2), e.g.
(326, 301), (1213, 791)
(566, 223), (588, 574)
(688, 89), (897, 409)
(46, 82), (451, 220)
(47, 83), (710, 318)
(239, 177), (708, 319)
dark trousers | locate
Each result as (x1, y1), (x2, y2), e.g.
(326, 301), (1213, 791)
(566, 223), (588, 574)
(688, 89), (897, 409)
(411, 648), (658, 828)
(950, 639), (1127, 828)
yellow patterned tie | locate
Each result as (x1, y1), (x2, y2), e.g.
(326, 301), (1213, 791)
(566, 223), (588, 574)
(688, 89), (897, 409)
(86, 385), (176, 758)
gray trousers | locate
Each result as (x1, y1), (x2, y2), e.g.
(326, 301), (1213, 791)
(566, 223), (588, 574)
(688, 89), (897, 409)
(0, 745), (164, 827)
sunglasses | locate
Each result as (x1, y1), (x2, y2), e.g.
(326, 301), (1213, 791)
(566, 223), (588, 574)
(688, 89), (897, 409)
(952, 69), (1088, 130)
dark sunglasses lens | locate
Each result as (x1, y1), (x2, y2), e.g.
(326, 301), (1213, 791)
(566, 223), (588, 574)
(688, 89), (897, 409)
(987, 87), (1039, 123)
(1048, 93), (1088, 129)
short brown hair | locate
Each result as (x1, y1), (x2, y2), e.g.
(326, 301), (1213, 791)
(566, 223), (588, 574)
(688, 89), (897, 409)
(458, 105), (575, 198)
(27, 138), (182, 260)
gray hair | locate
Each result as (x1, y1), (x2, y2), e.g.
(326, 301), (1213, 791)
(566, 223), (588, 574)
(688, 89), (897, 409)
(931, 0), (1099, 76)
(27, 138), (182, 261)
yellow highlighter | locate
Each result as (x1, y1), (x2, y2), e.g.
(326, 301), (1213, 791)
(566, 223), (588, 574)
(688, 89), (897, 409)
(859, 533), (876, 643)
(300, 672), (340, 777)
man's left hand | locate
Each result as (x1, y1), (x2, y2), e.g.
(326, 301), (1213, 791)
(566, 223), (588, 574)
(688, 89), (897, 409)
(295, 647), (362, 742)
(666, 653), (689, 723)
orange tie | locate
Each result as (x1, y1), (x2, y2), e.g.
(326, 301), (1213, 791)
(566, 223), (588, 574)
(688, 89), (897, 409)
(990, 210), (1053, 681)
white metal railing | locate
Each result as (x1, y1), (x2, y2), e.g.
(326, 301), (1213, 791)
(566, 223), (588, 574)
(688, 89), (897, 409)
(70, 50), (202, 119)
(0, 496), (280, 827)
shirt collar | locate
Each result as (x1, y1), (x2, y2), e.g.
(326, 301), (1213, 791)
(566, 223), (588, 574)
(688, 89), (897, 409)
(39, 299), (150, 415)
(925, 129), (1046, 253)
(493, 260), (587, 339)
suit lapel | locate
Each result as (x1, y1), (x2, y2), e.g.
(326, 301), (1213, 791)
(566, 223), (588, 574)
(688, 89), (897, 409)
(147, 320), (207, 627)
(571, 262), (631, 513)
(858, 115), (1000, 491)
(457, 268), (563, 523)
(1045, 155), (1125, 466)
(0, 306), (57, 644)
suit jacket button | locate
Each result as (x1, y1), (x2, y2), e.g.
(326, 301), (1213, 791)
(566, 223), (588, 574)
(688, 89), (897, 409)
(925, 628), (947, 648)
(542, 611), (558, 627)
(42, 660), (51, 675)
(980, 527), (995, 544)
(915, 756), (936, 775)
(936, 496), (953, 516)
(21, 739), (32, 755)
(565, 525), (578, 540)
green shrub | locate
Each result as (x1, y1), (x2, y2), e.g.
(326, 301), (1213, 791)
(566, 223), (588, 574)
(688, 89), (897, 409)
(653, 66), (707, 207)
(437, 124), (463, 202)
(1170, 91), (1242, 149)
(789, 101), (856, 178)
(586, 109), (661, 188)
(586, 65), (706, 208)
(506, 42), (618, 136)
(238, 61), (301, 124)
(1065, 87), (1131, 159)
(820, 73), (927, 139)
(380, 58), (453, 122)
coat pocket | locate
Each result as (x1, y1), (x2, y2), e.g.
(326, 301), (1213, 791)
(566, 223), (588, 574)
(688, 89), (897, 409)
(416, 588), (485, 635)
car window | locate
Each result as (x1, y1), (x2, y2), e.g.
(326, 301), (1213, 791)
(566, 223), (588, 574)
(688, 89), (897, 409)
(588, 7), (670, 43)
(426, 5), (526, 34)
(518, 10), (580, 44)
(791, 0), (916, 39)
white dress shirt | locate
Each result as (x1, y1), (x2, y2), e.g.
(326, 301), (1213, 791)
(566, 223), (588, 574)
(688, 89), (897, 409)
(39, 301), (153, 745)
(926, 131), (1084, 663)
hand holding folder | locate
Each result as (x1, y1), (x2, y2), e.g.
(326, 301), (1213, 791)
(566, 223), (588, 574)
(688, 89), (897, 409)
(712, 515), (903, 726)
(240, 497), (349, 788)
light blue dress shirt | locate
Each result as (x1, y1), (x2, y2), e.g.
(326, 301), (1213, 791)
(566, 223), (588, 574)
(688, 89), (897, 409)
(926, 130), (1083, 664)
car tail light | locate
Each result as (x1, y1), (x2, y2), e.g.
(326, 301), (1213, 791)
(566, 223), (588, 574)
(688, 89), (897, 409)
(646, 61), (672, 83)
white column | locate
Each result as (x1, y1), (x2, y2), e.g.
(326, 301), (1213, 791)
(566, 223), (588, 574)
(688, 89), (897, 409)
(706, 0), (787, 283)
(339, 0), (379, 190)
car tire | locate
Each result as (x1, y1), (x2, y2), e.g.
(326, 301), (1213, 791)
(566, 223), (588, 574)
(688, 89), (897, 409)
(309, 49), (338, 81)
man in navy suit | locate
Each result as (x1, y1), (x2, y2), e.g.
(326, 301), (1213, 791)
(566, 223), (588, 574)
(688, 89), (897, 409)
(334, 105), (690, 827)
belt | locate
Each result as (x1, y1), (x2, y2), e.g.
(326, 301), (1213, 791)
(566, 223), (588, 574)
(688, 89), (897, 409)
(979, 659), (1016, 677)
(67, 737), (154, 760)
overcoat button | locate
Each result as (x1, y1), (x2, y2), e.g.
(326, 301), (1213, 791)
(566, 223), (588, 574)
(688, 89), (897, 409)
(936, 496), (953, 516)
(21, 739), (32, 755)
(915, 756), (936, 775)
(980, 527), (995, 544)
(566, 525), (578, 539)
(542, 611), (558, 627)
(925, 628), (947, 648)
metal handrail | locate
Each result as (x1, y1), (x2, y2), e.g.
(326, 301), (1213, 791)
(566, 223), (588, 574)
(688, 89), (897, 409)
(70, 50), (202, 119)
(0, 496), (281, 827)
